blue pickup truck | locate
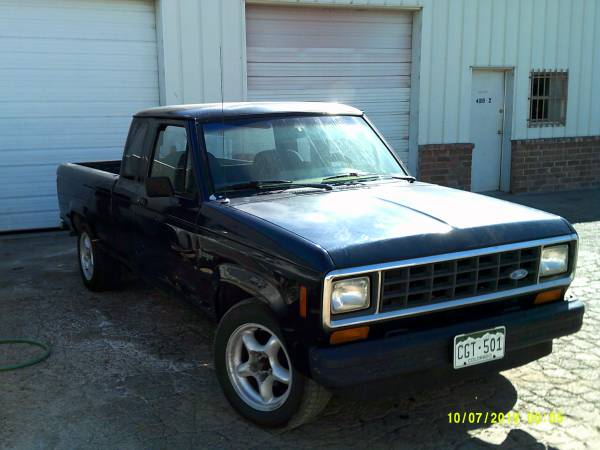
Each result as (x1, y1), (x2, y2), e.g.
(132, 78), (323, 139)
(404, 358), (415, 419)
(57, 102), (584, 427)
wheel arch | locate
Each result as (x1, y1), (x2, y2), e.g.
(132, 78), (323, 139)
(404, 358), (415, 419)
(68, 204), (94, 235)
(215, 263), (289, 322)
(70, 211), (85, 233)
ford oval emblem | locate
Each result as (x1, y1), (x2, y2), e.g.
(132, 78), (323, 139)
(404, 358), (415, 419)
(509, 268), (528, 280)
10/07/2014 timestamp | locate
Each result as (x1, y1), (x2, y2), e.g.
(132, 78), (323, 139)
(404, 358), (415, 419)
(448, 411), (564, 425)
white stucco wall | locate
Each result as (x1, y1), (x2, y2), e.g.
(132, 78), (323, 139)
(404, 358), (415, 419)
(156, 0), (600, 149)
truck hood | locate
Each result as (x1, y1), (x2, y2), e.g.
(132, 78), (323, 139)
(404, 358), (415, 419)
(230, 182), (572, 269)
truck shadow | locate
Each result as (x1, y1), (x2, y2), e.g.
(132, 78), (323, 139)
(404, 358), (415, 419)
(110, 281), (557, 449)
(270, 373), (558, 449)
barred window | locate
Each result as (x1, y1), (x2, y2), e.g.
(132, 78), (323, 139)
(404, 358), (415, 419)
(528, 70), (568, 127)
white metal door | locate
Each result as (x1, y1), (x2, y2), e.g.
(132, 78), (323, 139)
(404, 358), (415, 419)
(470, 71), (506, 192)
(246, 5), (412, 163)
(0, 0), (159, 231)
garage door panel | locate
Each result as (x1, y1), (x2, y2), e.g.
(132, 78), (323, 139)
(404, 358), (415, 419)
(248, 62), (411, 78)
(247, 24), (411, 49)
(248, 47), (412, 64)
(0, 0), (158, 231)
(2, 87), (158, 103)
(247, 16), (412, 31)
(1, 20), (156, 42)
(0, 3), (156, 23)
(1, 165), (64, 188)
(248, 75), (410, 91)
(0, 101), (156, 119)
(246, 5), (413, 25)
(1, 179), (56, 201)
(0, 195), (59, 214)
(244, 99), (411, 117)
(386, 139), (409, 151)
(0, 209), (60, 231)
(0, 69), (158, 89)
(0, 147), (124, 167)
(350, 102), (410, 115)
(248, 87), (410, 103)
(1, 133), (127, 153)
(3, 183), (58, 200)
(370, 130), (409, 142)
(0, 38), (157, 57)
(2, 52), (158, 72)
(366, 113), (410, 128)
(1, 164), (59, 180)
(0, 117), (130, 137)
(1, 165), (95, 199)
(247, 100), (411, 116)
(247, 32), (411, 51)
(2, 184), (57, 202)
(0, 0), (154, 12)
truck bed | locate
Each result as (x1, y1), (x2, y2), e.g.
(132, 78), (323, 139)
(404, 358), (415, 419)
(56, 160), (121, 230)
(77, 160), (121, 175)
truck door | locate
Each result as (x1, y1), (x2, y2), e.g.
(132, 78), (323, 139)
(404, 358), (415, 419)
(134, 120), (211, 307)
(111, 118), (149, 261)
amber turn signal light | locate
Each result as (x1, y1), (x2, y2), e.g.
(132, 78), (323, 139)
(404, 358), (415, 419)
(329, 326), (370, 345)
(534, 288), (563, 304)
(299, 286), (307, 318)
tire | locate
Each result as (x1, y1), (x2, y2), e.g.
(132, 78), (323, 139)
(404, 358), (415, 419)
(214, 300), (331, 428)
(77, 223), (121, 291)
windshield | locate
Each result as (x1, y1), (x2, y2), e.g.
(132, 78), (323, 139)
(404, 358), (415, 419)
(202, 115), (407, 192)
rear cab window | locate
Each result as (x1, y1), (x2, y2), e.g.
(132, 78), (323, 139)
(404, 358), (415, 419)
(121, 119), (149, 180)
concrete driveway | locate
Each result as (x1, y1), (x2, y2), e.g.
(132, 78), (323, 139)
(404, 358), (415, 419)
(1, 189), (599, 449)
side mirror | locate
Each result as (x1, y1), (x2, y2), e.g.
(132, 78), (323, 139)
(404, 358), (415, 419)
(145, 177), (174, 198)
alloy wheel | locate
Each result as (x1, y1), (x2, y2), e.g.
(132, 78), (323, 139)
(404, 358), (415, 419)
(225, 323), (292, 411)
(79, 232), (94, 281)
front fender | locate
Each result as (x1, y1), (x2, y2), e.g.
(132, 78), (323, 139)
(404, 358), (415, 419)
(218, 263), (288, 317)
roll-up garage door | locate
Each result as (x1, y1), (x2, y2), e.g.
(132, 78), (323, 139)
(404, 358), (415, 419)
(246, 5), (412, 163)
(0, 0), (159, 231)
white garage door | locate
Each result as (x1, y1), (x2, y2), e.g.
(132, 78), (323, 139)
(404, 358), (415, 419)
(246, 5), (412, 162)
(0, 0), (159, 232)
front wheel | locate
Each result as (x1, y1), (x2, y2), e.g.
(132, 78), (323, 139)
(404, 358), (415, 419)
(214, 300), (330, 428)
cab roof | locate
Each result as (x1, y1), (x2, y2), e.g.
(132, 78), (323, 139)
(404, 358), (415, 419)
(133, 102), (363, 121)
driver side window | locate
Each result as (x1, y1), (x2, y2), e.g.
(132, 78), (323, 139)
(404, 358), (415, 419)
(150, 125), (197, 195)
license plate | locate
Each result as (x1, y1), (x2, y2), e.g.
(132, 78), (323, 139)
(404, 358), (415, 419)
(453, 326), (505, 369)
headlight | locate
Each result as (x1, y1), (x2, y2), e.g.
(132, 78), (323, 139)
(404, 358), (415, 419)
(540, 244), (569, 277)
(331, 277), (370, 314)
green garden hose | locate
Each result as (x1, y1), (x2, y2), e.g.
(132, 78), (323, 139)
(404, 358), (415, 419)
(0, 339), (51, 371)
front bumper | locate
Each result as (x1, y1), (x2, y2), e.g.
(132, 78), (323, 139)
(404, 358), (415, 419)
(309, 299), (584, 389)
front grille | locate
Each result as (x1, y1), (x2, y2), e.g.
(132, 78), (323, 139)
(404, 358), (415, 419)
(380, 246), (541, 312)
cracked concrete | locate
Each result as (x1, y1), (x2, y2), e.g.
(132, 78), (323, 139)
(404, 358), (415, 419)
(1, 189), (599, 449)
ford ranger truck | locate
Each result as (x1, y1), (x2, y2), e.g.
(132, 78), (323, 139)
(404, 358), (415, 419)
(57, 102), (584, 427)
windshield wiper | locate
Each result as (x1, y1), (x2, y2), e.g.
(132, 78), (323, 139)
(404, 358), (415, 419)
(322, 172), (416, 184)
(322, 172), (380, 182)
(220, 180), (333, 192)
(289, 182), (333, 191)
(380, 175), (416, 183)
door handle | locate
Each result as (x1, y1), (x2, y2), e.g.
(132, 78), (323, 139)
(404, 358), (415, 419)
(137, 197), (148, 206)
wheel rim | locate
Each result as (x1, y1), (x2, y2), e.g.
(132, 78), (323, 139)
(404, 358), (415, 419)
(79, 232), (94, 281)
(225, 323), (292, 411)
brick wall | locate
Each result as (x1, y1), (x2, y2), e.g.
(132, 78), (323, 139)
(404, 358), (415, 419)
(510, 136), (600, 193)
(418, 143), (474, 191)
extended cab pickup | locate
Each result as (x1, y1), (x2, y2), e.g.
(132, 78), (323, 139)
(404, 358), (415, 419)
(57, 102), (584, 427)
